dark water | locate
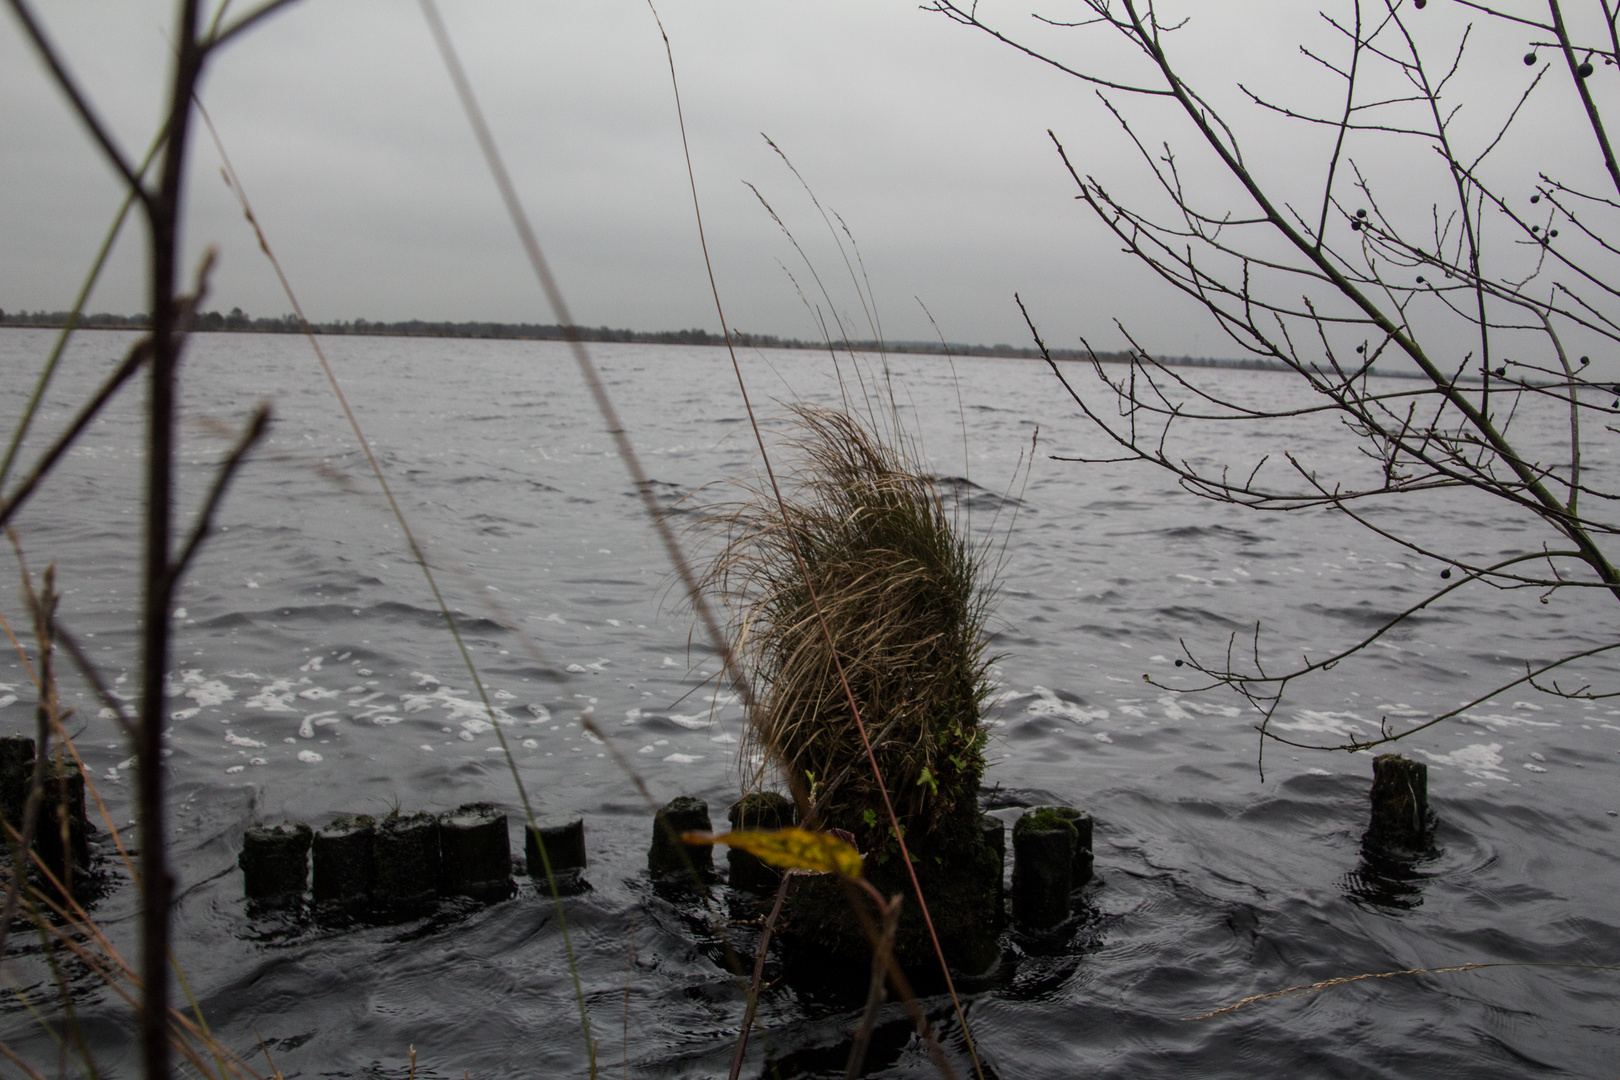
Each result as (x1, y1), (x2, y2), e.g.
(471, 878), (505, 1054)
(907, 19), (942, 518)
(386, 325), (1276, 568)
(0, 327), (1615, 1078)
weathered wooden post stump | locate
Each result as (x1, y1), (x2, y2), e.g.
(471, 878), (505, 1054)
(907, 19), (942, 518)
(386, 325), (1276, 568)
(439, 803), (513, 900)
(1013, 808), (1077, 929)
(1368, 754), (1430, 848)
(36, 761), (89, 884)
(649, 796), (712, 878)
(313, 814), (376, 904)
(239, 822), (312, 900)
(1049, 806), (1094, 888)
(0, 735), (34, 829)
(374, 811), (441, 906)
(726, 792), (794, 893)
(526, 814), (587, 879)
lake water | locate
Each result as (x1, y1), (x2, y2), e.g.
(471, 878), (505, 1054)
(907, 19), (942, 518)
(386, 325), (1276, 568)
(0, 327), (1615, 1078)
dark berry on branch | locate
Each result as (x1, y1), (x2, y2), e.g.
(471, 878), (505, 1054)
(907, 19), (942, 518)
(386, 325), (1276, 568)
(1532, 194), (1541, 203)
(1174, 659), (1184, 667)
(1357, 208), (1368, 218)
(1532, 225), (1540, 233)
(1581, 356), (1591, 365)
(1356, 344), (1366, 353)
(1351, 219), (1363, 231)
(1525, 52), (1538, 65)
(1550, 229), (1559, 237)
(1416, 275), (1426, 283)
(1495, 366), (1506, 377)
(1413, 0), (1426, 8)
(1579, 61), (1595, 78)
(1441, 568), (1452, 579)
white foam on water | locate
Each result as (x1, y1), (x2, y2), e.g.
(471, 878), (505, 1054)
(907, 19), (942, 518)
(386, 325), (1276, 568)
(663, 753), (703, 764)
(1276, 709), (1369, 737)
(400, 684), (514, 728)
(0, 696), (18, 710)
(299, 687), (340, 700)
(1414, 742), (1508, 781)
(1171, 695), (1242, 718)
(1524, 763), (1548, 772)
(245, 679), (300, 713)
(225, 765), (244, 774)
(172, 708), (200, 721)
(711, 732), (736, 743)
(521, 739), (538, 749)
(664, 713), (713, 730)
(528, 704), (551, 722)
(1023, 686), (1109, 723)
(224, 731), (266, 748)
(178, 671), (234, 708)
(1307, 768), (1332, 776)
(494, 689), (516, 700)
(411, 671), (441, 686)
(299, 656), (323, 672)
(566, 664), (588, 674)
(662, 656), (678, 667)
(298, 717), (315, 739)
(369, 715), (401, 725)
(1095, 732), (1113, 742)
(296, 750), (323, 763)
(349, 691), (386, 706)
(1461, 711), (1560, 730)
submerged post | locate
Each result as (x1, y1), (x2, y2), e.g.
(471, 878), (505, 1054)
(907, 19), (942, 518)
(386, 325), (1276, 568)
(36, 761), (89, 888)
(439, 803), (513, 900)
(239, 822), (312, 901)
(726, 792), (793, 893)
(1012, 808), (1076, 930)
(526, 814), (587, 883)
(1367, 754), (1430, 849)
(374, 811), (441, 906)
(649, 796), (712, 878)
(0, 735), (34, 829)
(312, 814), (376, 904)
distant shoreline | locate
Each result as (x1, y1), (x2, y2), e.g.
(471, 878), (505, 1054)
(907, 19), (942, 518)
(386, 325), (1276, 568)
(0, 311), (1422, 377)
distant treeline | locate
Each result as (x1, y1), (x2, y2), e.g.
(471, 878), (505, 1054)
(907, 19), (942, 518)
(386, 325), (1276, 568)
(0, 306), (1310, 371)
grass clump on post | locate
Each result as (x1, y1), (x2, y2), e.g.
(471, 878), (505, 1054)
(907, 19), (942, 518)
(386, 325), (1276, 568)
(706, 403), (1001, 974)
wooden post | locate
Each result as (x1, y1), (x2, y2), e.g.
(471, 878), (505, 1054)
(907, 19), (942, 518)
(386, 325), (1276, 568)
(1368, 754), (1430, 848)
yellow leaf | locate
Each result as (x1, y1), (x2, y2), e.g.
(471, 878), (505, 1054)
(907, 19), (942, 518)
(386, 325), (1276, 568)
(682, 826), (863, 878)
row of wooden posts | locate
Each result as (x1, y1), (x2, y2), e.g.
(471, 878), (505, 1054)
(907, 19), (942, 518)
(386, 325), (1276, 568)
(0, 730), (1433, 933)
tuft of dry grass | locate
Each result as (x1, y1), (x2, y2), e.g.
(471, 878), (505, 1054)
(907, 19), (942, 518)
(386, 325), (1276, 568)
(704, 403), (995, 855)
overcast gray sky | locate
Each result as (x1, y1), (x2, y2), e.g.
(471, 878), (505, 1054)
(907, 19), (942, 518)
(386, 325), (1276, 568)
(1, 1), (1605, 354)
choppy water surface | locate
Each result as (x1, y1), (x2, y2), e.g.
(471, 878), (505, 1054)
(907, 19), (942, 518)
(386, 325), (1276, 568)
(0, 327), (1615, 1078)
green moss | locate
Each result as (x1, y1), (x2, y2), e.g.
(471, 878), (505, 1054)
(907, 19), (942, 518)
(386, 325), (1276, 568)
(1015, 806), (1080, 841)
